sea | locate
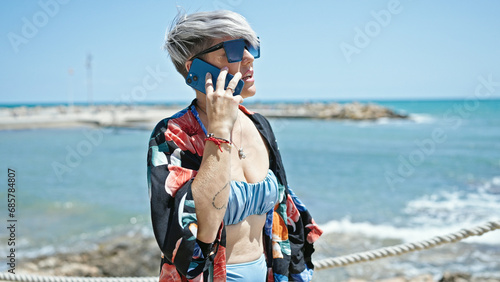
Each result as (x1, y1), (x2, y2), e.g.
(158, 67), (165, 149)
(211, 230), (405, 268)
(1, 99), (499, 280)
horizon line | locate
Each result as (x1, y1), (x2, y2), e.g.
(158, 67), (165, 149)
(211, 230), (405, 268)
(2, 97), (500, 107)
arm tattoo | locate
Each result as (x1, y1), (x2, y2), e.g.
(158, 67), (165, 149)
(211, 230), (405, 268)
(212, 182), (229, 210)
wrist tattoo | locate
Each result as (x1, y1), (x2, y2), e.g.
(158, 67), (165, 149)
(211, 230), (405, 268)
(212, 182), (229, 210)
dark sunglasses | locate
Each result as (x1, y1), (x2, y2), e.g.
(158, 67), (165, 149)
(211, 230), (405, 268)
(190, 38), (260, 63)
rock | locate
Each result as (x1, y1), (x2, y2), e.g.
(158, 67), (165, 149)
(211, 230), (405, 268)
(440, 272), (472, 282)
(472, 278), (500, 282)
(36, 257), (59, 269)
(252, 101), (408, 120)
(21, 262), (40, 274)
(55, 263), (101, 277)
(410, 274), (434, 282)
(379, 277), (407, 282)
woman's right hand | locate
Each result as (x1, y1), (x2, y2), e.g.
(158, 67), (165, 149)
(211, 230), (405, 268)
(204, 67), (243, 138)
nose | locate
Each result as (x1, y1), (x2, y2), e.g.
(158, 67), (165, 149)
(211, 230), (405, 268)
(241, 49), (254, 65)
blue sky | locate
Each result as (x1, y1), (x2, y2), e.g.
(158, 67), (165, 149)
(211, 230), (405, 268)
(1, 0), (500, 104)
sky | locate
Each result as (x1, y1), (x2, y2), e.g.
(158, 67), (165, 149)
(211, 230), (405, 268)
(1, 0), (500, 105)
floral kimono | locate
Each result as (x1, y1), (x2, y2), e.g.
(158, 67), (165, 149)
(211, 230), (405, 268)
(147, 99), (323, 281)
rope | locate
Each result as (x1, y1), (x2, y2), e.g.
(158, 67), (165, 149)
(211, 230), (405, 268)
(313, 220), (500, 270)
(1, 220), (499, 281)
(0, 274), (158, 282)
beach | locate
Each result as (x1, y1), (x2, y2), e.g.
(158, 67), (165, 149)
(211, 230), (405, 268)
(0, 104), (180, 130)
(1, 100), (499, 281)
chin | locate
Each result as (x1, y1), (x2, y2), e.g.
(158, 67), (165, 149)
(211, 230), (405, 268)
(241, 84), (256, 99)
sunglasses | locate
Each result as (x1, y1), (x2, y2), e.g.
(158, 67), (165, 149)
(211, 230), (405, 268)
(190, 38), (260, 63)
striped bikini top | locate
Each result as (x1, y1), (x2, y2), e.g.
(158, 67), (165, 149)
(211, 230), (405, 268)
(223, 170), (280, 226)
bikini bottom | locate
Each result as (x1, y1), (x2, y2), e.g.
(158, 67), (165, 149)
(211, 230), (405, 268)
(226, 254), (267, 282)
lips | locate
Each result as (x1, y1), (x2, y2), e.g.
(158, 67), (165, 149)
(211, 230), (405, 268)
(242, 69), (254, 81)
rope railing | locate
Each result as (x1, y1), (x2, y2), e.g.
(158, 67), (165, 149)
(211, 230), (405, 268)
(313, 220), (500, 270)
(1, 220), (499, 281)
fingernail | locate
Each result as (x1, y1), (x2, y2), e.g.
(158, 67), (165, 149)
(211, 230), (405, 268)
(221, 66), (228, 71)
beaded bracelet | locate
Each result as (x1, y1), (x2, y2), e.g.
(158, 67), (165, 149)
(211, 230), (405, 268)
(205, 133), (232, 152)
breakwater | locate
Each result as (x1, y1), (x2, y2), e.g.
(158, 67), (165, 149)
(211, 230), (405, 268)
(0, 102), (408, 130)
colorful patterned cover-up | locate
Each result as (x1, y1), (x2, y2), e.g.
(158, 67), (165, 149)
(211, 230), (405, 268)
(147, 99), (323, 281)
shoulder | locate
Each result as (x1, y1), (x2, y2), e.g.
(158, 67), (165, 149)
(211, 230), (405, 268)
(241, 105), (280, 153)
(150, 104), (198, 140)
(149, 103), (205, 158)
(239, 104), (273, 130)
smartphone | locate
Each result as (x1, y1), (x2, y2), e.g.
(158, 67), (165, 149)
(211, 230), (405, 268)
(186, 58), (244, 96)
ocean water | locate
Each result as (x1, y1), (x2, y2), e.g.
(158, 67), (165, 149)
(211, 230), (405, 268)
(1, 99), (499, 279)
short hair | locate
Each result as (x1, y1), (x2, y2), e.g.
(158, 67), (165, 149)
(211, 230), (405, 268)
(164, 10), (259, 78)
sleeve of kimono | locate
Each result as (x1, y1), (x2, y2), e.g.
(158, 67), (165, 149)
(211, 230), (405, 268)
(285, 186), (323, 281)
(147, 118), (223, 279)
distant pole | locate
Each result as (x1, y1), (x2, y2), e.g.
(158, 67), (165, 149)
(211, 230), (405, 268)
(68, 68), (74, 112)
(86, 53), (93, 106)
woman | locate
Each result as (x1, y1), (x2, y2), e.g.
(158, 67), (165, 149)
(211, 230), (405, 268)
(147, 10), (322, 281)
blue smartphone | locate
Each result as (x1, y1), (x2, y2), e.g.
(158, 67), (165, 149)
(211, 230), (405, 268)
(186, 58), (244, 96)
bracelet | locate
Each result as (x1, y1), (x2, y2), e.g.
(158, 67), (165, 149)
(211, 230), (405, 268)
(205, 134), (232, 152)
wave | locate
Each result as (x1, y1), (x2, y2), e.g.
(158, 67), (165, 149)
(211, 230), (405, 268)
(320, 176), (500, 245)
(408, 113), (436, 124)
(480, 176), (500, 194)
(345, 113), (436, 128)
(320, 216), (499, 246)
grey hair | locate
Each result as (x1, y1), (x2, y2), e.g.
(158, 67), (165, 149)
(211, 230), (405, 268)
(164, 10), (259, 78)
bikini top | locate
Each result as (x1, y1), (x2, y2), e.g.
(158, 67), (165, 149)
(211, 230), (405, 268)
(223, 169), (280, 226)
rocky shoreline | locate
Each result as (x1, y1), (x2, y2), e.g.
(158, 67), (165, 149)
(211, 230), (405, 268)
(18, 232), (160, 278)
(14, 231), (499, 282)
(251, 101), (408, 120)
(0, 101), (408, 130)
